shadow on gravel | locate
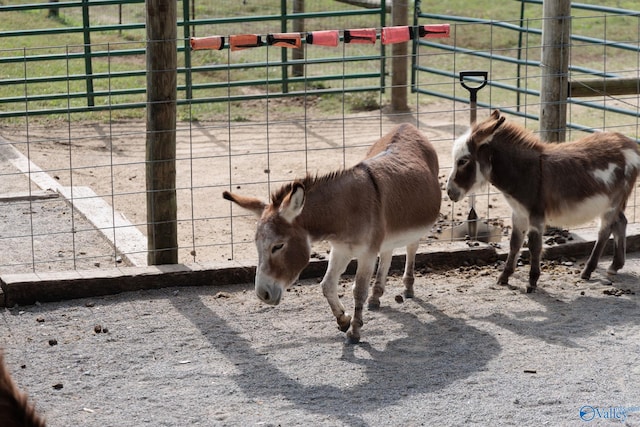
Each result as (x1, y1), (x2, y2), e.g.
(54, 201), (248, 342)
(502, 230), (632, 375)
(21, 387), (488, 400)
(172, 293), (500, 426)
(341, 297), (501, 392)
(472, 283), (640, 348)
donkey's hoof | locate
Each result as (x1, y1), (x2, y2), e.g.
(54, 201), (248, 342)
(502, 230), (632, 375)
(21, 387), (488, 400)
(367, 301), (380, 310)
(497, 276), (509, 286)
(337, 314), (351, 333)
(403, 289), (414, 299)
(526, 285), (536, 294)
(580, 269), (592, 280)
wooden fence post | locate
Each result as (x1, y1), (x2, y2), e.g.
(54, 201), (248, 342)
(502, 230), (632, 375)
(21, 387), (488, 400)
(145, 0), (178, 265)
(391, 0), (409, 112)
(48, 0), (59, 18)
(292, 0), (305, 77)
(539, 0), (571, 143)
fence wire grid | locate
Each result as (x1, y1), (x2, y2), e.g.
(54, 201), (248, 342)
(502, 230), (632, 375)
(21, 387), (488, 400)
(1, 14), (639, 275)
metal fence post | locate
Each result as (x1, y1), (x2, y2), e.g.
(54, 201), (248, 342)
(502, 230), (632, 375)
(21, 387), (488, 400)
(81, 0), (95, 107)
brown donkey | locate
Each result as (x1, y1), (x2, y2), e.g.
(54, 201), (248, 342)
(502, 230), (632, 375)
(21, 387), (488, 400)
(447, 110), (640, 293)
(224, 123), (441, 343)
(0, 352), (46, 427)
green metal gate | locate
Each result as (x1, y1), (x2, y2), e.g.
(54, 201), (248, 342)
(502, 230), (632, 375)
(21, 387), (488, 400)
(0, 0), (387, 119)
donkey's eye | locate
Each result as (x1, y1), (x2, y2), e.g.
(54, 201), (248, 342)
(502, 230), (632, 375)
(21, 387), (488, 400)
(457, 158), (469, 167)
(271, 243), (284, 254)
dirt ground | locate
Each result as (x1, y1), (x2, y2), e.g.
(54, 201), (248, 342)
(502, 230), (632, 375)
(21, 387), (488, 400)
(2, 252), (640, 426)
(2, 105), (640, 426)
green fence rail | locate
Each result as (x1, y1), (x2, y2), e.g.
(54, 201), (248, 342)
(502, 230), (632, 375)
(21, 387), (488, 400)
(3, 0), (639, 135)
(0, 0), (386, 119)
(413, 0), (640, 135)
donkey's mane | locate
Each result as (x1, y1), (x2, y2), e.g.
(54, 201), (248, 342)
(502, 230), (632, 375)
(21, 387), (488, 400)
(496, 119), (544, 151)
(270, 169), (351, 207)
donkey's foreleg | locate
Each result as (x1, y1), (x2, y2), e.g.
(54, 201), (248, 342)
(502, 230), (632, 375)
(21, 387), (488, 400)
(368, 250), (392, 310)
(498, 214), (527, 286)
(402, 241), (420, 298)
(526, 223), (544, 293)
(347, 254), (377, 344)
(321, 245), (353, 333)
(607, 211), (627, 275)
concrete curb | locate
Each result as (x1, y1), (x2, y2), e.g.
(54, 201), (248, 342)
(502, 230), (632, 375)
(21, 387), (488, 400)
(2, 226), (640, 307)
(0, 137), (148, 267)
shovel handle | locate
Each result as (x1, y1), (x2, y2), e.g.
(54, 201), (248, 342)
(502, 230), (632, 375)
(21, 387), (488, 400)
(459, 71), (488, 101)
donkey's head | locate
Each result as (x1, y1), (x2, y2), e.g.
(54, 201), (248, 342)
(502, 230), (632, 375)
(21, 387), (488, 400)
(223, 182), (311, 305)
(446, 109), (506, 202)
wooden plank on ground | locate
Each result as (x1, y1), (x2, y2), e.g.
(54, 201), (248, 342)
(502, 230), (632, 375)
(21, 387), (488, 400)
(0, 262), (256, 307)
(6, 230), (639, 307)
(0, 189), (59, 202)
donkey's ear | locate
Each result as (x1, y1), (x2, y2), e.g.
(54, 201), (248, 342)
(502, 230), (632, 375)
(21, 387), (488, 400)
(474, 110), (504, 148)
(279, 181), (305, 223)
(223, 191), (265, 217)
(491, 110), (506, 132)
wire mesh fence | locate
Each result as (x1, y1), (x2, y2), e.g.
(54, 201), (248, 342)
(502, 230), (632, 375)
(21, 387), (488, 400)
(1, 5), (639, 275)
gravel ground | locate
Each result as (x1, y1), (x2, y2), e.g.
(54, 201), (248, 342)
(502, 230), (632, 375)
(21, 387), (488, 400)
(2, 252), (640, 426)
(0, 196), (128, 274)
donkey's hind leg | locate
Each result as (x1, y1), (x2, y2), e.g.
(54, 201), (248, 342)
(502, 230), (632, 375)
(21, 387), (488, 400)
(581, 211), (618, 280)
(525, 220), (544, 293)
(607, 211), (627, 275)
(368, 250), (392, 310)
(402, 241), (420, 298)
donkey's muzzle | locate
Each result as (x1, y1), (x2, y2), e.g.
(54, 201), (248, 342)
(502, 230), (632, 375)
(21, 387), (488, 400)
(446, 185), (464, 202)
(255, 282), (282, 305)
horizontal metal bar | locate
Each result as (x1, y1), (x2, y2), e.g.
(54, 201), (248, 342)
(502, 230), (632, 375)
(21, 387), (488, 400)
(0, 48), (145, 65)
(0, 60), (379, 87)
(568, 97), (640, 118)
(0, 0), (145, 13)
(0, 69), (147, 87)
(412, 87), (638, 137)
(0, 86), (148, 105)
(180, 86), (380, 106)
(0, 74), (381, 105)
(0, 86), (381, 119)
(0, 101), (147, 119)
(1, 46), (378, 65)
(1, 8), (379, 38)
(518, 0), (640, 16)
(419, 13), (640, 53)
(180, 9), (382, 28)
(418, 40), (619, 78)
(415, 66), (541, 97)
(0, 23), (145, 39)
(184, 73), (381, 92)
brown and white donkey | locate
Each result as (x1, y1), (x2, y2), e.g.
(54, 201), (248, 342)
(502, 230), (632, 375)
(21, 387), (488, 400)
(447, 110), (640, 293)
(224, 123), (441, 343)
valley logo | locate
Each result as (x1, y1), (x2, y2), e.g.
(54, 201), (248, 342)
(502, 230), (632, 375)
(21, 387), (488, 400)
(579, 405), (640, 422)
